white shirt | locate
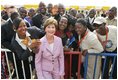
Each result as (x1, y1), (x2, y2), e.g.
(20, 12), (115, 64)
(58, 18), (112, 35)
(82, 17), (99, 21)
(79, 30), (103, 62)
(80, 30), (103, 53)
(94, 25), (117, 52)
(15, 31), (33, 61)
(89, 17), (95, 24)
(106, 17), (117, 26)
(15, 31), (32, 51)
(49, 43), (54, 53)
(7, 18), (13, 23)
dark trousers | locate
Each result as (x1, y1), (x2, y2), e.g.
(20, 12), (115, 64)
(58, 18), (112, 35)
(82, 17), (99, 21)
(102, 49), (117, 79)
(71, 55), (78, 79)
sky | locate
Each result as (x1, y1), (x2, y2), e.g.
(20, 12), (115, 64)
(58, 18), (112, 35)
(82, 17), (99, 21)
(1, 0), (117, 7)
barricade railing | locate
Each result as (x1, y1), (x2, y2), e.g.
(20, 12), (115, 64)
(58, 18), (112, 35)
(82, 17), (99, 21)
(64, 51), (82, 79)
(84, 53), (117, 79)
(1, 48), (33, 79)
(1, 49), (14, 79)
(1, 48), (83, 79)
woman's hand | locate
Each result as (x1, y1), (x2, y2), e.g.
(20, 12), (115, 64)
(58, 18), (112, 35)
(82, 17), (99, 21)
(28, 39), (41, 50)
(102, 41), (107, 50)
(64, 46), (71, 52)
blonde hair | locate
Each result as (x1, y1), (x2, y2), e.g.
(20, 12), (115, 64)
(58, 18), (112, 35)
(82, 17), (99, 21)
(43, 17), (58, 30)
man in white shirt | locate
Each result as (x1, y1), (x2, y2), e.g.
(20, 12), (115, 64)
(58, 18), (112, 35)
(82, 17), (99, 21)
(106, 7), (117, 26)
(93, 17), (117, 79)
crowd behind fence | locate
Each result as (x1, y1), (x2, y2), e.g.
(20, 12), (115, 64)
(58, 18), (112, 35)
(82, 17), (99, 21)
(1, 2), (117, 79)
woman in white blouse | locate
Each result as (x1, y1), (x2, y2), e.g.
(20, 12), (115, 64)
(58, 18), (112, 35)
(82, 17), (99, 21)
(75, 18), (103, 79)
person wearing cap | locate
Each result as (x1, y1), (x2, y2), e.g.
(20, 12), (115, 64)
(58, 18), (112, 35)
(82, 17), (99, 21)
(106, 7), (117, 26)
(93, 17), (117, 79)
(75, 18), (103, 79)
(11, 17), (44, 78)
(35, 17), (64, 79)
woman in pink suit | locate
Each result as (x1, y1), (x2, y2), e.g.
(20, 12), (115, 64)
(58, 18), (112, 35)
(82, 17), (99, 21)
(35, 17), (64, 79)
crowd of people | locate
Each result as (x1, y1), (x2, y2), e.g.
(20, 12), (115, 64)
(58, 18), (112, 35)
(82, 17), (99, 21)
(1, 1), (117, 79)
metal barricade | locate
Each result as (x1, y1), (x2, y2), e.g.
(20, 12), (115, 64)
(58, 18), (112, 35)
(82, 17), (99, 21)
(64, 51), (82, 79)
(1, 49), (13, 79)
(84, 53), (117, 79)
(1, 48), (33, 79)
(1, 49), (82, 79)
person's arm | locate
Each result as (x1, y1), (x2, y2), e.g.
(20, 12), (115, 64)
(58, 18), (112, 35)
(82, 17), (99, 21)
(34, 26), (45, 38)
(32, 15), (38, 27)
(28, 26), (45, 39)
(32, 14), (42, 29)
(35, 43), (44, 79)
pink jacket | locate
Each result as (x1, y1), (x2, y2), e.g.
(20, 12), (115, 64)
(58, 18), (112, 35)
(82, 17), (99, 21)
(35, 35), (64, 79)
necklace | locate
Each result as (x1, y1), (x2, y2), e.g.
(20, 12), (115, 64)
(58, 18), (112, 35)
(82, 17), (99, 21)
(78, 31), (88, 46)
(97, 27), (108, 49)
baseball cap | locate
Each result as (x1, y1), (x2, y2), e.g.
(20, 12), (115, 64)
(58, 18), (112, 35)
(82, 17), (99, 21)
(93, 17), (106, 24)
